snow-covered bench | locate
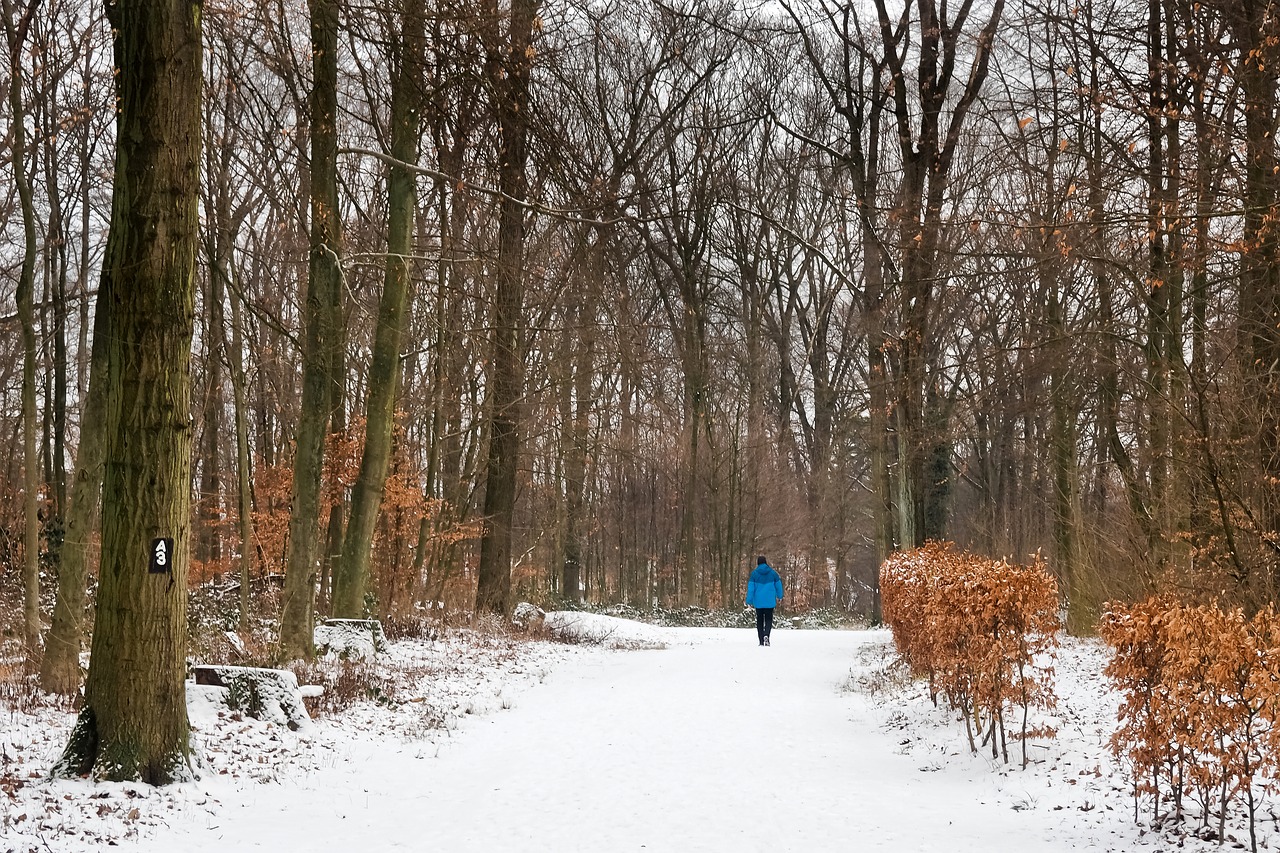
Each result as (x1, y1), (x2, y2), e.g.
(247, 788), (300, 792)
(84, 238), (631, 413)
(314, 618), (388, 660)
(190, 664), (314, 731)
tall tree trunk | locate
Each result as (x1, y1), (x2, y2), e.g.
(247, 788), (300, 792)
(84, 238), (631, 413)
(1143, 0), (1174, 570)
(225, 266), (256, 629)
(280, 0), (343, 658)
(873, 0), (1004, 546)
(678, 273), (708, 606)
(562, 240), (599, 604)
(39, 274), (112, 693)
(475, 0), (537, 616)
(1185, 13), (1221, 560)
(75, 27), (97, 410)
(3, 0), (42, 667)
(1047, 285), (1080, 628)
(198, 254), (226, 568)
(38, 60), (70, 617)
(39, 13), (109, 689)
(332, 0), (423, 617)
(420, 60), (478, 604)
(207, 224), (256, 628)
(1236, 0), (1280, 588)
(202, 27), (256, 627)
(54, 0), (201, 783)
(1160, 0), (1186, 557)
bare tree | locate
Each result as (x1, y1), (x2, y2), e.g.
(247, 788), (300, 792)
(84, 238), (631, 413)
(474, 0), (539, 615)
(280, 0), (345, 658)
(332, 0), (426, 616)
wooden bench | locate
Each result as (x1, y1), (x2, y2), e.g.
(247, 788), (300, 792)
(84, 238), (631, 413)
(191, 664), (313, 731)
(314, 618), (388, 659)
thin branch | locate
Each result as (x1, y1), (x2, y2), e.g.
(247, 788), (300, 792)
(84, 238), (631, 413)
(339, 146), (630, 228)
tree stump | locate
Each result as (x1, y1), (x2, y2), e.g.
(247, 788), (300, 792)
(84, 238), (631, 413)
(512, 602), (546, 631)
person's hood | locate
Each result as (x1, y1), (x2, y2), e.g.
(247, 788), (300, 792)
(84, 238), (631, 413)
(750, 565), (776, 583)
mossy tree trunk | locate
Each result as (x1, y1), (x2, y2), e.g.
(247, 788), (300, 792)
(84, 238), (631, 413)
(37, 13), (113, 687)
(54, 0), (202, 784)
(39, 279), (111, 694)
(279, 0), (343, 658)
(332, 0), (423, 617)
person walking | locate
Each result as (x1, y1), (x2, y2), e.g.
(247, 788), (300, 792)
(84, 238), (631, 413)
(745, 556), (784, 646)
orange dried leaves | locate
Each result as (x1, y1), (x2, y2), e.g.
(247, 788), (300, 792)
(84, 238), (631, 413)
(1101, 599), (1280, 833)
(880, 542), (1060, 765)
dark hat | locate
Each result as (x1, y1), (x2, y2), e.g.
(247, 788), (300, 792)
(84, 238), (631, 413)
(756, 555), (768, 565)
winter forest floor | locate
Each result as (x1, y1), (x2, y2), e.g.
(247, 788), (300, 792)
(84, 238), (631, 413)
(3, 616), (1277, 852)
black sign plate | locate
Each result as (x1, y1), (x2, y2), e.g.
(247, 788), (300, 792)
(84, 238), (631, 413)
(149, 538), (174, 574)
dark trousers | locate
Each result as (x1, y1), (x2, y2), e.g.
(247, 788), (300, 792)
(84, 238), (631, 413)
(755, 607), (774, 644)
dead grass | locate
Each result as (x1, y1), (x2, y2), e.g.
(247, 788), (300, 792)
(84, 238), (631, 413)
(844, 639), (913, 698)
(0, 657), (76, 714)
(288, 659), (386, 717)
(379, 613), (443, 642)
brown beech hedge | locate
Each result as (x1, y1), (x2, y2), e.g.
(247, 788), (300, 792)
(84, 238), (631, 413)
(1100, 599), (1280, 850)
(880, 541), (1060, 767)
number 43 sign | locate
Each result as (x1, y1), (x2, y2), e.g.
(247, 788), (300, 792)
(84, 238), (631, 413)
(149, 538), (175, 574)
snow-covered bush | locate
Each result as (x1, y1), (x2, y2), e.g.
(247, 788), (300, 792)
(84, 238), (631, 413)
(543, 612), (668, 649)
(189, 665), (313, 731)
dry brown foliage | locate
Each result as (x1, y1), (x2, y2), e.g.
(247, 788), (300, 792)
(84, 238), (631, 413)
(1100, 599), (1280, 849)
(880, 541), (1060, 766)
(250, 453), (294, 579)
(246, 415), (479, 617)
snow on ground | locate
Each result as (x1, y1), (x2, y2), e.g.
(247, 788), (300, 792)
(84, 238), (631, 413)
(1, 624), (621, 852)
(543, 610), (674, 647)
(2, 619), (1276, 852)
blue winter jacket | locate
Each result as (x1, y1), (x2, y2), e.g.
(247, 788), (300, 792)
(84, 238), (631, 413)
(745, 564), (784, 609)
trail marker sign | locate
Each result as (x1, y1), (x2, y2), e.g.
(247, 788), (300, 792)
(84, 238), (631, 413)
(149, 538), (174, 574)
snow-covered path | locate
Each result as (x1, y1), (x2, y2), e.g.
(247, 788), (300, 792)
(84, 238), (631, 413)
(125, 627), (1135, 853)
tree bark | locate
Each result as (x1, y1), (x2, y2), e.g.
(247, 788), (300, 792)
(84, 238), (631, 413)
(1235, 0), (1280, 569)
(228, 267), (255, 629)
(873, 0), (1005, 546)
(279, 0), (343, 658)
(332, 0), (423, 617)
(561, 238), (599, 604)
(39, 271), (111, 694)
(197, 270), (225, 567)
(3, 0), (43, 667)
(475, 0), (537, 616)
(54, 0), (201, 783)
(36, 33), (70, 632)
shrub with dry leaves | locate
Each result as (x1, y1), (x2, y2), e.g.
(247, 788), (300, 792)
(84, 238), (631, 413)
(1101, 599), (1280, 851)
(880, 542), (1060, 767)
